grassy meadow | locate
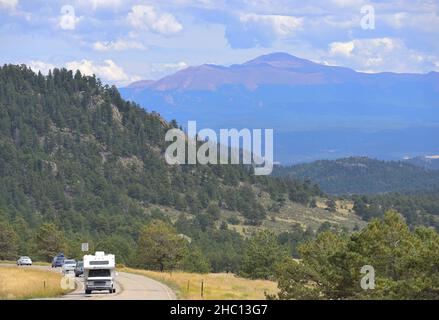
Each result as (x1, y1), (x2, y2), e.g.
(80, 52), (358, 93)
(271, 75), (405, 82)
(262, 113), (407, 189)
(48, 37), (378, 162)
(0, 266), (67, 299)
(121, 267), (278, 300)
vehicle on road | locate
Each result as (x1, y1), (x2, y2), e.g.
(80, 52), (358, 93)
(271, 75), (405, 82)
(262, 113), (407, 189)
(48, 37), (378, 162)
(17, 256), (32, 266)
(74, 261), (84, 277)
(84, 251), (116, 294)
(62, 259), (77, 274)
(51, 253), (65, 268)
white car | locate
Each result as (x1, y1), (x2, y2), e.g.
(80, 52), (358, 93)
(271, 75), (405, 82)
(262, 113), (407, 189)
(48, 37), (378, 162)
(62, 259), (77, 274)
(17, 256), (32, 266)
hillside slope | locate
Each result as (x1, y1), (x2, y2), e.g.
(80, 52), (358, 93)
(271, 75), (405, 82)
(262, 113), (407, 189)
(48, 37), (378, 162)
(0, 65), (364, 243)
(274, 157), (439, 195)
(405, 155), (439, 170)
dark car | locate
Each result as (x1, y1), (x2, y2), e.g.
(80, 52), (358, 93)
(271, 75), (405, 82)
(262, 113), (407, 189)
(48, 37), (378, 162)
(51, 253), (65, 268)
(74, 261), (84, 277)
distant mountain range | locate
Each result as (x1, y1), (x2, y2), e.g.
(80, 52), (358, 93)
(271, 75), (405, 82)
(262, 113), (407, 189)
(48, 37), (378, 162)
(120, 52), (439, 164)
(273, 157), (439, 195)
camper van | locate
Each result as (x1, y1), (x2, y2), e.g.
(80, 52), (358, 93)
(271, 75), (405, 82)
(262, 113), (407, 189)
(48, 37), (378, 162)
(83, 251), (116, 294)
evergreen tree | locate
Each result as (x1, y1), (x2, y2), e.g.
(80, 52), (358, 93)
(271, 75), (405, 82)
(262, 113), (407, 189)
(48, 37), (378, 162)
(136, 220), (186, 271)
(33, 223), (66, 262)
(240, 230), (288, 280)
(273, 211), (439, 300)
(181, 245), (211, 273)
(0, 220), (19, 260)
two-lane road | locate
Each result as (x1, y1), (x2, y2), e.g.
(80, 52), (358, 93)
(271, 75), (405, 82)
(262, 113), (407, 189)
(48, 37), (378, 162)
(0, 264), (176, 300)
(60, 270), (176, 300)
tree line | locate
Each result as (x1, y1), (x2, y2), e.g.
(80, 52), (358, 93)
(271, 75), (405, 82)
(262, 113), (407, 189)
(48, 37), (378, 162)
(0, 207), (315, 275)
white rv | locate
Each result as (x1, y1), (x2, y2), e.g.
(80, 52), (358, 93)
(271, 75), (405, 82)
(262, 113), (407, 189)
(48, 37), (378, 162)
(83, 251), (116, 294)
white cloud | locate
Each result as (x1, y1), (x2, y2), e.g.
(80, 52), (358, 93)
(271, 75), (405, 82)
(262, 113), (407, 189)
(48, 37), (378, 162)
(354, 38), (397, 55)
(364, 57), (383, 67)
(319, 15), (359, 29)
(65, 59), (137, 85)
(28, 60), (56, 75)
(329, 38), (397, 58)
(77, 0), (123, 10)
(127, 5), (183, 35)
(383, 12), (409, 29)
(0, 0), (17, 10)
(93, 39), (147, 51)
(128, 61), (189, 80)
(382, 12), (439, 32)
(240, 14), (303, 36)
(331, 0), (364, 8)
(29, 59), (143, 85)
(152, 61), (188, 73)
(326, 37), (438, 73)
(329, 41), (355, 57)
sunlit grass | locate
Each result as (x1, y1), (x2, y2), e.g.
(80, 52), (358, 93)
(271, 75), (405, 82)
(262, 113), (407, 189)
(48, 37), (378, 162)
(0, 266), (67, 299)
(0, 260), (51, 266)
(121, 267), (278, 300)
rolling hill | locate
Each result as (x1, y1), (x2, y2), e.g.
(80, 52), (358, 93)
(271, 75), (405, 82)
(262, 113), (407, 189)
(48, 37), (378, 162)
(274, 157), (439, 195)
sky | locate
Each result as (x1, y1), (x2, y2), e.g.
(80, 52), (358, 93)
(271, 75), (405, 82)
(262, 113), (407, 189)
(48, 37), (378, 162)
(1, 0), (439, 86)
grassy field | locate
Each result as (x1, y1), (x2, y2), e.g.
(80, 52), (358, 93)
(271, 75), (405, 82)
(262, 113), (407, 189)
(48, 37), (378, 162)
(121, 267), (278, 300)
(0, 266), (67, 299)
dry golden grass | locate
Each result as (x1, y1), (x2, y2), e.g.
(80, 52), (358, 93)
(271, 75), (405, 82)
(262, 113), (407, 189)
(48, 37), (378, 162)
(121, 267), (278, 300)
(0, 260), (50, 266)
(0, 266), (68, 299)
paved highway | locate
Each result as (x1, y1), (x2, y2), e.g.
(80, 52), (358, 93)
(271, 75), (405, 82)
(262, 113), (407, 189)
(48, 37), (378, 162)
(61, 270), (176, 300)
(0, 264), (176, 300)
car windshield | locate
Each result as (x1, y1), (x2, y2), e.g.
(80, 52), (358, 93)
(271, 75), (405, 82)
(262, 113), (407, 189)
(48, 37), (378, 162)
(21, 257), (30, 259)
(65, 260), (76, 264)
(88, 269), (111, 277)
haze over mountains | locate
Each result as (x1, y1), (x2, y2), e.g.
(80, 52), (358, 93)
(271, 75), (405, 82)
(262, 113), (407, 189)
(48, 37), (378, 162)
(120, 52), (439, 164)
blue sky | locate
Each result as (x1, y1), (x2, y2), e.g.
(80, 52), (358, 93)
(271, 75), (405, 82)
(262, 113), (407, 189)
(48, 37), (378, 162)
(1, 0), (439, 86)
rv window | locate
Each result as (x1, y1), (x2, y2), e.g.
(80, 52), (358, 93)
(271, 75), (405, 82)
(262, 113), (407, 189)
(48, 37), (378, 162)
(90, 261), (109, 265)
(89, 269), (111, 277)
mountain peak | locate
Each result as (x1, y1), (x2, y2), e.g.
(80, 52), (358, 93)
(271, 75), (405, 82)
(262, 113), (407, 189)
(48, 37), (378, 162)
(244, 52), (317, 68)
(247, 52), (302, 62)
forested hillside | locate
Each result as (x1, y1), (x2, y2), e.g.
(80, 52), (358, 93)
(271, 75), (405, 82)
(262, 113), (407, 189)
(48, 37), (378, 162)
(0, 64), (329, 271)
(274, 157), (439, 195)
(351, 192), (439, 231)
(405, 156), (439, 170)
